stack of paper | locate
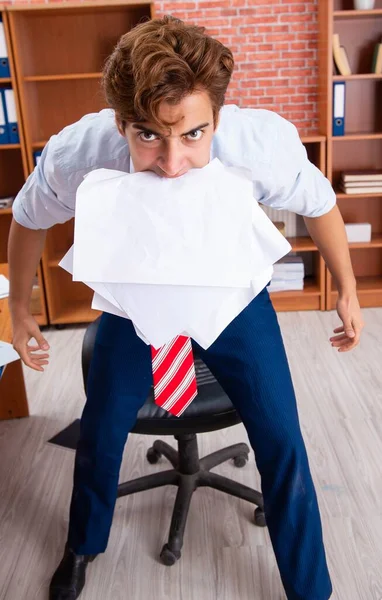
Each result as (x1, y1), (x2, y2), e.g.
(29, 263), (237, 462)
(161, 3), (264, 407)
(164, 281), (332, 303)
(339, 170), (382, 195)
(267, 256), (305, 292)
(60, 159), (292, 349)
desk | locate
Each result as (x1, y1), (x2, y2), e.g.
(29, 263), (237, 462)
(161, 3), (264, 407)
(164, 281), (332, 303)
(0, 264), (29, 419)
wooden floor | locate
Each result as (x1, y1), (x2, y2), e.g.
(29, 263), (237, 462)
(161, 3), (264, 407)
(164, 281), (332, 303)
(1, 308), (382, 600)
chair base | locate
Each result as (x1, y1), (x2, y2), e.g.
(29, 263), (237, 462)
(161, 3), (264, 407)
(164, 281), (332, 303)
(117, 433), (266, 566)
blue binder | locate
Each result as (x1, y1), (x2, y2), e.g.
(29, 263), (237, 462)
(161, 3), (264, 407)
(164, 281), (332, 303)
(0, 18), (11, 78)
(3, 88), (19, 143)
(0, 89), (10, 144)
(332, 82), (345, 136)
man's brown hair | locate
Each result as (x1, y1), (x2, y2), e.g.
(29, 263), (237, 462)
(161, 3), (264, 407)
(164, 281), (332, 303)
(102, 15), (234, 130)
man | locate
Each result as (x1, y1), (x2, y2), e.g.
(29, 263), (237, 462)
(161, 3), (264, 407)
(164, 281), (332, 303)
(8, 15), (363, 600)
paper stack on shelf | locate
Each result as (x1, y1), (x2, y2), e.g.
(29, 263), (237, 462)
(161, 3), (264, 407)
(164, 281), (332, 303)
(268, 256), (305, 293)
(339, 170), (382, 195)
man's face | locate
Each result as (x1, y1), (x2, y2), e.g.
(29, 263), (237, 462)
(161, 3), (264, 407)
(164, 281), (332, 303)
(118, 90), (218, 178)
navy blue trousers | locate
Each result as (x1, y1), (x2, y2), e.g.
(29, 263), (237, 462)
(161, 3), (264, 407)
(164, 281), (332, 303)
(67, 286), (332, 600)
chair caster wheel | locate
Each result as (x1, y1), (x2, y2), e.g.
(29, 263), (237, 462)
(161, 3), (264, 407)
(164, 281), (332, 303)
(233, 453), (248, 468)
(254, 507), (267, 527)
(147, 447), (161, 464)
(160, 544), (181, 566)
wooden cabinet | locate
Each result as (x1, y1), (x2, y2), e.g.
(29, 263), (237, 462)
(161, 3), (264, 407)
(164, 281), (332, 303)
(319, 0), (382, 309)
(0, 6), (47, 325)
(7, 0), (154, 324)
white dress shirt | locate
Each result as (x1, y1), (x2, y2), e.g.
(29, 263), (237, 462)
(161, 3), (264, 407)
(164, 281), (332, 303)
(12, 104), (336, 230)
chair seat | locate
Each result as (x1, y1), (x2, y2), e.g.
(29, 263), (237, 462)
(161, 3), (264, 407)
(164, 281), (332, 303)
(133, 378), (241, 436)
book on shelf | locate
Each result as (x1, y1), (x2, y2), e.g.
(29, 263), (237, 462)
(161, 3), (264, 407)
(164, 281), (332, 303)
(269, 256), (305, 292)
(273, 256), (304, 271)
(340, 184), (382, 194)
(371, 41), (382, 75)
(341, 170), (382, 183)
(333, 33), (351, 76)
(268, 281), (304, 293)
(343, 182), (382, 188)
(339, 170), (382, 194)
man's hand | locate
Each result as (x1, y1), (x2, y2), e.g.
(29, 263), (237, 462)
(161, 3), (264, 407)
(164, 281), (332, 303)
(11, 309), (50, 371)
(330, 292), (364, 352)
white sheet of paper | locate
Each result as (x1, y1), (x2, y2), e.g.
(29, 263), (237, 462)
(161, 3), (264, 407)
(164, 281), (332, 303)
(0, 341), (19, 367)
(60, 244), (273, 349)
(59, 160), (292, 349)
(59, 247), (149, 343)
(105, 270), (273, 349)
(91, 292), (150, 344)
(0, 274), (9, 299)
(72, 159), (255, 287)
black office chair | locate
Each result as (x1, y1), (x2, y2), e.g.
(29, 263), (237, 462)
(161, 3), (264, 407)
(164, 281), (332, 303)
(82, 316), (266, 566)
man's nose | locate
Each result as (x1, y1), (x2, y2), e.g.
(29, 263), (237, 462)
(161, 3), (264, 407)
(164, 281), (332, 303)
(158, 142), (184, 177)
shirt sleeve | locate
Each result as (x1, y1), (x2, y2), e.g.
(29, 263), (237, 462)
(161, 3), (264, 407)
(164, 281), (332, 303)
(12, 135), (76, 230)
(258, 112), (336, 218)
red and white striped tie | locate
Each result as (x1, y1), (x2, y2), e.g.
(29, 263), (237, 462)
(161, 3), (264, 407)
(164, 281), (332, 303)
(151, 335), (198, 417)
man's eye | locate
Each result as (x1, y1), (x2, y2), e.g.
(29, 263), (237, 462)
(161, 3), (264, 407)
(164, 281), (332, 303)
(186, 129), (203, 141)
(139, 132), (158, 142)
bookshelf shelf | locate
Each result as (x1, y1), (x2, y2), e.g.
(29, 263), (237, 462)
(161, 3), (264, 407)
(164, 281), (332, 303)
(333, 9), (382, 18)
(287, 236), (318, 252)
(332, 133), (382, 141)
(336, 190), (382, 198)
(7, 0), (153, 10)
(0, 77), (11, 83)
(333, 74), (382, 81)
(300, 132), (326, 143)
(0, 144), (21, 150)
(24, 73), (102, 82)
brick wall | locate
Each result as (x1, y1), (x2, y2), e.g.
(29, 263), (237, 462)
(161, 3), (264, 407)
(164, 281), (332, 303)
(155, 0), (319, 131)
(9, 0), (319, 132)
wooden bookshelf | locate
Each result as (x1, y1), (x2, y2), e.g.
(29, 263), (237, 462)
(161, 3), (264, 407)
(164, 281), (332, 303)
(7, 1), (154, 325)
(319, 0), (382, 310)
(269, 134), (327, 311)
(0, 7), (47, 325)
